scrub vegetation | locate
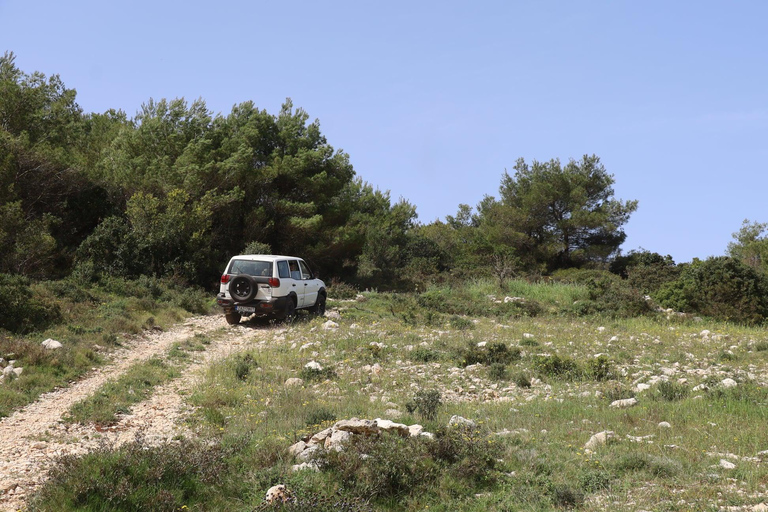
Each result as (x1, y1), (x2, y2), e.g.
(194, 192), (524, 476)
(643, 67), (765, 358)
(3, 52), (768, 511)
(27, 283), (768, 511)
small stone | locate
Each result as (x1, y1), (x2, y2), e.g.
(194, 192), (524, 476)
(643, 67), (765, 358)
(284, 377), (304, 387)
(720, 378), (738, 389)
(12, 367), (22, 377)
(719, 459), (736, 470)
(636, 383), (651, 392)
(610, 397), (638, 408)
(291, 462), (320, 472)
(584, 431), (615, 452)
(265, 484), (290, 504)
(408, 424), (424, 437)
(322, 320), (339, 330)
(448, 415), (476, 428)
(304, 361), (323, 371)
(658, 421), (672, 429)
(41, 338), (63, 350)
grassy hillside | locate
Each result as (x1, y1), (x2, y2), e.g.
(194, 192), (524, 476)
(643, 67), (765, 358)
(0, 274), (213, 418)
(28, 280), (768, 511)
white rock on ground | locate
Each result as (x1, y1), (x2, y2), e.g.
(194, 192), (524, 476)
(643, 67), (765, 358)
(41, 339), (63, 350)
(304, 361), (323, 371)
(720, 459), (737, 470)
(658, 421), (672, 428)
(584, 431), (615, 452)
(322, 320), (339, 330)
(610, 397), (638, 408)
(265, 484), (290, 504)
(448, 415), (476, 428)
(720, 378), (738, 389)
(284, 377), (304, 387)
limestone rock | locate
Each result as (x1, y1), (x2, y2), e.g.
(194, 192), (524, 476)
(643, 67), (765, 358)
(719, 459), (736, 470)
(334, 418), (379, 435)
(41, 338), (63, 350)
(284, 377), (304, 387)
(658, 421), (672, 429)
(584, 430), (615, 452)
(325, 429), (352, 451)
(304, 361), (323, 371)
(408, 424), (424, 437)
(374, 418), (410, 437)
(720, 378), (738, 389)
(296, 444), (322, 462)
(288, 441), (307, 457)
(322, 320), (339, 330)
(610, 397), (638, 409)
(308, 427), (334, 446)
(448, 415), (476, 428)
(265, 484), (290, 504)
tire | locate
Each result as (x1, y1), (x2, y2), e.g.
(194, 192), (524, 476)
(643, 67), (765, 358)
(281, 298), (296, 323)
(225, 312), (241, 325)
(229, 275), (256, 302)
(309, 293), (326, 316)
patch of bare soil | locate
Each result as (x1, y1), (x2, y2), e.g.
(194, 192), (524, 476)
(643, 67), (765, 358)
(0, 315), (281, 511)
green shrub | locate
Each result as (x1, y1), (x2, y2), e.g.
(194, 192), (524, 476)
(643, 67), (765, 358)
(449, 315), (474, 330)
(233, 353), (259, 381)
(488, 362), (509, 381)
(410, 346), (440, 363)
(586, 277), (655, 318)
(299, 364), (337, 382)
(328, 278), (358, 300)
(457, 341), (520, 367)
(319, 425), (500, 502)
(585, 355), (613, 381)
(30, 438), (232, 511)
(533, 354), (579, 379)
(513, 372), (532, 388)
(655, 256), (768, 325)
(612, 453), (682, 478)
(405, 389), (442, 420)
(656, 381), (689, 401)
(600, 381), (634, 402)
(242, 240), (271, 255)
(0, 274), (62, 333)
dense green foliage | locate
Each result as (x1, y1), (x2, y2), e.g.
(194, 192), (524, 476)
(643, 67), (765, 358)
(2, 52), (767, 325)
(655, 256), (768, 325)
(0, 52), (418, 289)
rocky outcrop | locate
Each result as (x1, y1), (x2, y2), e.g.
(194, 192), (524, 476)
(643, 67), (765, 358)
(288, 418), (432, 467)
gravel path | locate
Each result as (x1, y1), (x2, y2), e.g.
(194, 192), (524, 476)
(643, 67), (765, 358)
(0, 315), (282, 511)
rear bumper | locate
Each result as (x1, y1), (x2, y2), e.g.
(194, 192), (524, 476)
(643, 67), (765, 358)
(217, 293), (289, 315)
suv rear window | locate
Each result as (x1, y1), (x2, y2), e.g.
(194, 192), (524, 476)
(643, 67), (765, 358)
(228, 259), (273, 277)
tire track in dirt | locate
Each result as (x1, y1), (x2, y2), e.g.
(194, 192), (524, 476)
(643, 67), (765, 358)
(0, 315), (283, 511)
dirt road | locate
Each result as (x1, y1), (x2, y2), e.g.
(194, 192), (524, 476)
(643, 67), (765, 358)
(0, 315), (280, 511)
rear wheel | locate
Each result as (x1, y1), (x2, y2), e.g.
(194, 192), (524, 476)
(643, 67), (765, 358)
(225, 311), (241, 325)
(309, 293), (326, 316)
(281, 298), (296, 323)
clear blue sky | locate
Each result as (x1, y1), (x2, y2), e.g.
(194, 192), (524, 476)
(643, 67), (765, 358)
(2, 1), (766, 263)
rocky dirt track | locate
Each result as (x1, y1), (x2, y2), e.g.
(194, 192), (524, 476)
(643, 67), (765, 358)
(0, 315), (279, 511)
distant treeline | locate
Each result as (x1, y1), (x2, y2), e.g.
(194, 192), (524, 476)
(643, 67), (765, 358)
(2, 52), (768, 323)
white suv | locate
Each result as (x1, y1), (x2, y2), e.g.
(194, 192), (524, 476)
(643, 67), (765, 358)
(216, 254), (326, 325)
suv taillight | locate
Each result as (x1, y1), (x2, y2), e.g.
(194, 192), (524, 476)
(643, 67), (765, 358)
(221, 274), (230, 284)
(268, 277), (280, 287)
